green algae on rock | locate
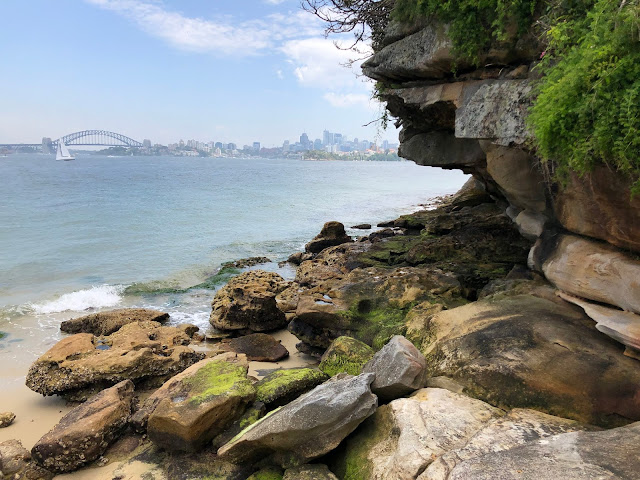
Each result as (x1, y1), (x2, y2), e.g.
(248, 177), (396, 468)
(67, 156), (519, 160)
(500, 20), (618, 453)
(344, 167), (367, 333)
(319, 336), (375, 376)
(246, 466), (284, 480)
(256, 368), (329, 407)
(146, 356), (256, 452)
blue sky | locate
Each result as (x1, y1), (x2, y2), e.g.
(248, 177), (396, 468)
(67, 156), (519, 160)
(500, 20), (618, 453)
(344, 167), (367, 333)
(0, 0), (396, 147)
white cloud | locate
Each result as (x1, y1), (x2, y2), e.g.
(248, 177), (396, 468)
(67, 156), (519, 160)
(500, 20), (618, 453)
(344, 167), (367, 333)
(85, 0), (377, 110)
(281, 37), (370, 89)
(84, 0), (322, 56)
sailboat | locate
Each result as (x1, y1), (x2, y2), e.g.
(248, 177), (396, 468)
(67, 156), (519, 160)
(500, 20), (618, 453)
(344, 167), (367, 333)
(56, 140), (75, 161)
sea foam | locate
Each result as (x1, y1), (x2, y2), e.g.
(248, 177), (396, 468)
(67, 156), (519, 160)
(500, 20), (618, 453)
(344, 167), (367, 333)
(30, 285), (125, 314)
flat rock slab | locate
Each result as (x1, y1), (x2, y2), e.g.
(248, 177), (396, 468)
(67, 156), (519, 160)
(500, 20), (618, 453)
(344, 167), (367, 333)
(145, 355), (256, 452)
(363, 335), (428, 401)
(219, 333), (289, 362)
(32, 380), (134, 473)
(218, 373), (378, 468)
(26, 321), (204, 401)
(60, 308), (169, 336)
(210, 270), (290, 332)
(446, 421), (640, 480)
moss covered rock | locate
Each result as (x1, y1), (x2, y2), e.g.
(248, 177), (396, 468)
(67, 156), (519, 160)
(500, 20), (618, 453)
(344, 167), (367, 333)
(256, 368), (329, 407)
(319, 337), (375, 377)
(146, 355), (256, 452)
(246, 467), (284, 480)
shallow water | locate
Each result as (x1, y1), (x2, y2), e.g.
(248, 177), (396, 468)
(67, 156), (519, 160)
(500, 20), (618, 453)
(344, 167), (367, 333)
(0, 153), (467, 376)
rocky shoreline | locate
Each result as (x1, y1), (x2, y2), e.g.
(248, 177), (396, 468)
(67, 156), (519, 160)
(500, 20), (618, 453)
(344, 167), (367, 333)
(1, 182), (639, 479)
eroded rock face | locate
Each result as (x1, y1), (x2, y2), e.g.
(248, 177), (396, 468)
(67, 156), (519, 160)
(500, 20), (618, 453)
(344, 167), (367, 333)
(332, 388), (503, 480)
(363, 335), (428, 402)
(60, 308), (169, 336)
(26, 321), (204, 400)
(305, 221), (352, 254)
(219, 333), (289, 362)
(32, 380), (134, 473)
(530, 233), (640, 314)
(145, 355), (256, 452)
(209, 270), (290, 332)
(444, 421), (640, 480)
(218, 373), (378, 468)
(554, 167), (640, 253)
(419, 294), (640, 427)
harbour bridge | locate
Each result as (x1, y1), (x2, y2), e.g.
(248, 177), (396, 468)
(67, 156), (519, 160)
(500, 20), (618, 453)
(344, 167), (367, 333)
(0, 130), (144, 153)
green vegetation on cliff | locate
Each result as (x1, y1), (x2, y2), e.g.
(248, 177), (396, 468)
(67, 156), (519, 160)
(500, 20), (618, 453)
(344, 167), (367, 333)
(529, 0), (640, 194)
(393, 0), (538, 62)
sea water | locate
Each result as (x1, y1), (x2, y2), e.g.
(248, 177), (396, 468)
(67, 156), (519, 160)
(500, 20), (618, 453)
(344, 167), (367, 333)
(0, 153), (467, 377)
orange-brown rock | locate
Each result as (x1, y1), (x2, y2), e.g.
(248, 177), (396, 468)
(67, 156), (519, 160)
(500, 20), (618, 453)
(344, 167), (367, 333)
(209, 270), (290, 332)
(60, 308), (169, 336)
(31, 380), (134, 473)
(26, 321), (204, 400)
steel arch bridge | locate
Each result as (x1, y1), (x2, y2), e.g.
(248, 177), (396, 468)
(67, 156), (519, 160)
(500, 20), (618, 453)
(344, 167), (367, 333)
(54, 130), (143, 148)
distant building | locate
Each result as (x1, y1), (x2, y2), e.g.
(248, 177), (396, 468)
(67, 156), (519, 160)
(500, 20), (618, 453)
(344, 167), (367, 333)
(215, 142), (223, 150)
(282, 140), (290, 152)
(313, 138), (322, 150)
(334, 133), (343, 145)
(323, 130), (334, 146)
(299, 133), (310, 150)
(253, 142), (261, 151)
(143, 139), (152, 148)
(42, 137), (53, 154)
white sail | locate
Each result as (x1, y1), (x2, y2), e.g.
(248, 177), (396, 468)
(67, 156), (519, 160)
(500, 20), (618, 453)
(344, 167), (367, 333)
(56, 140), (75, 161)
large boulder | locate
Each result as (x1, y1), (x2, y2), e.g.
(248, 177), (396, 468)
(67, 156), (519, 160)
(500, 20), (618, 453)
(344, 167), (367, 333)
(219, 333), (289, 362)
(209, 270), (290, 332)
(218, 373), (378, 468)
(26, 321), (204, 401)
(60, 308), (169, 336)
(255, 368), (328, 408)
(421, 408), (592, 479)
(444, 421), (640, 480)
(362, 335), (428, 402)
(305, 222), (352, 254)
(416, 294), (640, 427)
(319, 336), (374, 377)
(332, 388), (503, 480)
(0, 440), (53, 480)
(32, 380), (134, 473)
(144, 355), (256, 452)
(530, 233), (640, 314)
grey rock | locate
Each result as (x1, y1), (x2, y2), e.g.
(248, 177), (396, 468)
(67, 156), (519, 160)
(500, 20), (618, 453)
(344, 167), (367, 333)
(399, 131), (485, 169)
(217, 373), (378, 468)
(0, 439), (54, 480)
(455, 80), (532, 145)
(446, 421), (640, 480)
(363, 335), (428, 401)
(421, 408), (591, 479)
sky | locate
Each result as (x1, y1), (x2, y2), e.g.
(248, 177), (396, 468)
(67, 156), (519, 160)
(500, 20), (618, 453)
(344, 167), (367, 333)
(0, 0), (397, 147)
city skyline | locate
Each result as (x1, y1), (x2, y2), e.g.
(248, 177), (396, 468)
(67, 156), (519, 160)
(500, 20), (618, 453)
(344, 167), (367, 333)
(0, 1), (399, 146)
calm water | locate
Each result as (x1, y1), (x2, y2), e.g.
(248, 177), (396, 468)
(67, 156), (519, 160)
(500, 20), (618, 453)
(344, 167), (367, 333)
(0, 153), (466, 375)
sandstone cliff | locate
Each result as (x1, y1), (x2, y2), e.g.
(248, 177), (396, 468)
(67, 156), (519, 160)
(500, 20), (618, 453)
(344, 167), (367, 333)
(365, 18), (640, 357)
